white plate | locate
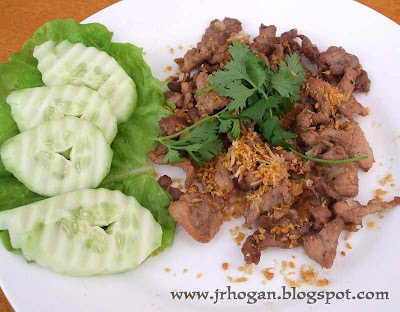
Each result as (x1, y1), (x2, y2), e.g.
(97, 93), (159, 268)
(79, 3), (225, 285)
(1, 0), (400, 311)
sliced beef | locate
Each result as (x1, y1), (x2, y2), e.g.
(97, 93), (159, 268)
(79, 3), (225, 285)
(148, 146), (195, 188)
(306, 77), (367, 123)
(333, 197), (400, 226)
(148, 144), (169, 165)
(354, 69), (371, 93)
(301, 121), (374, 171)
(270, 43), (285, 65)
(175, 160), (196, 188)
(181, 81), (194, 107)
(279, 28), (300, 52)
(215, 159), (235, 194)
(195, 71), (229, 115)
(157, 175), (183, 201)
(245, 179), (294, 227)
(167, 77), (181, 92)
(159, 114), (187, 136)
(303, 218), (345, 269)
(242, 217), (310, 264)
(345, 120), (374, 171)
(319, 46), (360, 75)
(168, 187), (224, 243)
(313, 145), (359, 199)
(298, 34), (320, 63)
(337, 66), (360, 95)
(250, 24), (277, 55)
(175, 18), (242, 73)
(164, 91), (183, 108)
(310, 204), (332, 230)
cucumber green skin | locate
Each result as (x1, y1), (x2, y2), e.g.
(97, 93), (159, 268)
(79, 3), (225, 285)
(33, 40), (137, 123)
(6, 85), (118, 144)
(0, 188), (162, 276)
(0, 116), (113, 197)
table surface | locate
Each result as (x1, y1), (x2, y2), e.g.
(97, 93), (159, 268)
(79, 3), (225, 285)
(0, 0), (399, 311)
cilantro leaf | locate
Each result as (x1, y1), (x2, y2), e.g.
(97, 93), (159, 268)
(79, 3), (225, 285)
(215, 80), (255, 111)
(245, 52), (267, 88)
(240, 97), (281, 124)
(260, 115), (297, 149)
(219, 118), (233, 133)
(163, 148), (186, 164)
(270, 71), (300, 100)
(231, 119), (241, 139)
(279, 53), (305, 86)
(161, 119), (223, 166)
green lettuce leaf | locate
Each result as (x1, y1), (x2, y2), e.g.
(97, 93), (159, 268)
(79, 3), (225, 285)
(0, 19), (175, 252)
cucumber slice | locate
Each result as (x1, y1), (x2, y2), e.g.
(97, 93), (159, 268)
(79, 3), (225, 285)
(0, 116), (112, 197)
(33, 40), (137, 123)
(6, 85), (118, 143)
(0, 188), (162, 276)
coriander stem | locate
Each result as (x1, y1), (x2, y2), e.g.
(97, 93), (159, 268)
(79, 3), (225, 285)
(289, 148), (367, 165)
(155, 107), (229, 142)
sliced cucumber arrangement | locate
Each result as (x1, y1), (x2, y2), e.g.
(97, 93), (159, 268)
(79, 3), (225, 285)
(33, 40), (137, 123)
(6, 85), (118, 143)
(0, 188), (162, 276)
(0, 116), (112, 197)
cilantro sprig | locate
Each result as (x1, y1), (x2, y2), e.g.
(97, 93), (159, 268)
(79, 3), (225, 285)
(156, 41), (366, 166)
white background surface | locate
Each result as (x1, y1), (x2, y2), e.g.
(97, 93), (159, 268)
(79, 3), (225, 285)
(1, 0), (400, 311)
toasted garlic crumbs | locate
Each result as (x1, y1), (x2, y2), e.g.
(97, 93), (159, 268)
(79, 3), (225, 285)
(367, 221), (376, 229)
(227, 276), (248, 283)
(289, 261), (295, 269)
(341, 251), (346, 256)
(300, 265), (318, 285)
(316, 279), (329, 287)
(346, 242), (352, 250)
(262, 268), (275, 280)
(375, 189), (388, 201)
(196, 273), (202, 279)
(223, 130), (288, 201)
(169, 47), (174, 54)
(183, 268), (188, 273)
(234, 232), (246, 246)
(164, 268), (170, 272)
(379, 174), (393, 186)
(230, 226), (240, 237)
(222, 263), (229, 271)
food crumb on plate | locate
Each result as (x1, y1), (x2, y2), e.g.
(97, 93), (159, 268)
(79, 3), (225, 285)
(234, 232), (246, 246)
(222, 262), (229, 270)
(164, 268), (170, 272)
(367, 221), (376, 229)
(196, 273), (202, 279)
(261, 268), (275, 280)
(183, 268), (188, 273)
(341, 251), (346, 256)
(169, 47), (174, 54)
(289, 261), (295, 269)
(346, 242), (352, 250)
(316, 279), (329, 287)
(379, 174), (393, 186)
(227, 276), (248, 283)
(300, 265), (318, 285)
(178, 45), (183, 50)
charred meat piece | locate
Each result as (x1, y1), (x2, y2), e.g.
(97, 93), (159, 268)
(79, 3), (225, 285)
(164, 91), (183, 108)
(242, 217), (310, 264)
(148, 144), (169, 165)
(319, 46), (360, 75)
(298, 34), (320, 63)
(148, 146), (196, 188)
(157, 175), (183, 201)
(159, 114), (187, 136)
(313, 145), (359, 199)
(333, 197), (400, 226)
(214, 159), (235, 194)
(175, 18), (242, 73)
(303, 218), (345, 268)
(195, 71), (229, 115)
(168, 186), (224, 243)
(354, 69), (371, 93)
(301, 120), (374, 171)
(250, 24), (277, 56)
(245, 179), (294, 227)
(310, 204), (332, 230)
